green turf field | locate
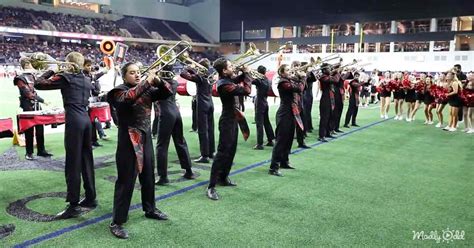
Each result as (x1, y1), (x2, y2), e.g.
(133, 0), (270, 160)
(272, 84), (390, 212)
(0, 77), (472, 247)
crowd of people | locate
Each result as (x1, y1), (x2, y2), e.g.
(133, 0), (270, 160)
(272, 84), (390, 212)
(0, 6), (121, 36)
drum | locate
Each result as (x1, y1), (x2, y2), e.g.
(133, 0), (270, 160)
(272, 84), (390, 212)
(176, 76), (197, 96)
(89, 102), (111, 122)
(0, 118), (14, 138)
(17, 108), (65, 133)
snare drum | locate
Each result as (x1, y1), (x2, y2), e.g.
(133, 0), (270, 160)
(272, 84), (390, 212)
(176, 76), (197, 96)
(89, 102), (111, 122)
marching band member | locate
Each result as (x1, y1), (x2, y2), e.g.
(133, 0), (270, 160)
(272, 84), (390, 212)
(206, 58), (251, 200)
(343, 72), (361, 128)
(83, 59), (108, 147)
(291, 61), (309, 148)
(155, 65), (196, 185)
(304, 67), (316, 133)
(318, 63), (340, 142)
(444, 71), (463, 131)
(180, 59), (216, 162)
(35, 52), (96, 219)
(250, 65), (275, 150)
(330, 68), (348, 134)
(268, 64), (305, 177)
(107, 62), (172, 239)
(14, 57), (53, 160)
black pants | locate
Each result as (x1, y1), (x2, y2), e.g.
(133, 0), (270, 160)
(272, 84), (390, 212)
(270, 111), (295, 169)
(156, 114), (192, 178)
(303, 96), (313, 131)
(344, 98), (359, 126)
(209, 118), (238, 188)
(24, 124), (45, 155)
(113, 129), (155, 225)
(331, 95), (343, 131)
(91, 117), (105, 143)
(319, 98), (333, 138)
(255, 106), (274, 146)
(64, 114), (95, 204)
(197, 106), (215, 157)
(191, 97), (197, 131)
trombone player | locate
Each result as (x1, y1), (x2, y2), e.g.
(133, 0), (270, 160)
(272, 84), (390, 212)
(13, 57), (53, 160)
(206, 57), (252, 200)
(34, 52), (97, 219)
(180, 56), (215, 163)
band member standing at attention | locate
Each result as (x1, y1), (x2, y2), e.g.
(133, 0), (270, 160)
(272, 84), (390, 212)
(206, 58), (251, 201)
(330, 70), (348, 134)
(155, 65), (196, 185)
(250, 65), (275, 150)
(343, 72), (361, 128)
(318, 63), (340, 142)
(268, 64), (306, 177)
(107, 63), (172, 239)
(14, 57), (53, 160)
(180, 59), (215, 162)
(35, 52), (96, 219)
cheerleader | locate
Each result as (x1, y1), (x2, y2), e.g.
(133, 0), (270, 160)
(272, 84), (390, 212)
(435, 72), (448, 127)
(393, 72), (405, 120)
(423, 76), (436, 124)
(409, 73), (426, 121)
(379, 71), (391, 119)
(444, 71), (463, 131)
(462, 72), (473, 133)
(405, 75), (417, 122)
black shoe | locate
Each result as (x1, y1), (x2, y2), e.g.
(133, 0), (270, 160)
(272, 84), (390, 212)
(218, 177), (237, 187)
(268, 169), (283, 177)
(193, 156), (210, 163)
(209, 153), (214, 159)
(155, 177), (170, 186)
(109, 223), (128, 239)
(330, 131), (337, 136)
(145, 209), (168, 220)
(318, 137), (328, 142)
(25, 154), (35, 160)
(253, 144), (264, 150)
(343, 124), (350, 128)
(207, 187), (219, 200)
(183, 170), (197, 179)
(55, 204), (82, 219)
(298, 144), (310, 149)
(280, 163), (295, 169)
(351, 124), (360, 127)
(92, 142), (102, 147)
(265, 141), (274, 147)
(78, 198), (98, 209)
(335, 129), (344, 133)
(326, 135), (337, 139)
(37, 151), (53, 157)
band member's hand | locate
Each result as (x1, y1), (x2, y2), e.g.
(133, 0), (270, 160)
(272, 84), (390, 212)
(146, 68), (158, 84)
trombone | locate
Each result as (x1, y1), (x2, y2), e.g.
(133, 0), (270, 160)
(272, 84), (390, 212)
(178, 51), (209, 76)
(141, 40), (192, 78)
(21, 52), (81, 73)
